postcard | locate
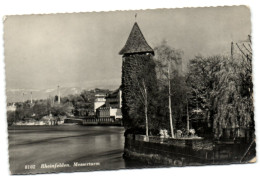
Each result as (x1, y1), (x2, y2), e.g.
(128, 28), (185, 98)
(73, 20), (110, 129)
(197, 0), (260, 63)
(4, 6), (255, 175)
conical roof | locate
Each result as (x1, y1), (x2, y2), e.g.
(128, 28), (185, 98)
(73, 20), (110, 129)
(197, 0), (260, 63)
(119, 22), (154, 55)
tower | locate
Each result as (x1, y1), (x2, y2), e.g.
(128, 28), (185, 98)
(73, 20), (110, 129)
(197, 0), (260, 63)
(30, 92), (33, 104)
(119, 22), (157, 129)
(57, 85), (61, 104)
(119, 22), (154, 56)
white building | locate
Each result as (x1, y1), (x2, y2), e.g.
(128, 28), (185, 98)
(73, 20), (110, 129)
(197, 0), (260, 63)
(96, 89), (122, 119)
(7, 103), (16, 112)
(94, 94), (106, 112)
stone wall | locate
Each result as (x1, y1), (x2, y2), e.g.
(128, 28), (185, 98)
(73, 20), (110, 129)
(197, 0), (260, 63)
(124, 134), (255, 166)
(124, 134), (214, 166)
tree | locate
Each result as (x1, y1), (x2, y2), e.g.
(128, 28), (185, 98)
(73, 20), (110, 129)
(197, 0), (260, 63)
(186, 55), (222, 136)
(187, 52), (253, 139)
(211, 56), (253, 138)
(79, 90), (95, 110)
(131, 59), (151, 137)
(154, 40), (183, 138)
(211, 37), (253, 138)
(15, 102), (33, 120)
(51, 103), (73, 117)
(32, 102), (49, 120)
(7, 111), (16, 126)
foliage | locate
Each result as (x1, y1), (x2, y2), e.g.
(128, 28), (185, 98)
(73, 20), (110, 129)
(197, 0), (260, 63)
(50, 103), (73, 117)
(211, 56), (253, 138)
(7, 111), (16, 126)
(7, 88), (110, 124)
(154, 40), (186, 135)
(186, 55), (220, 128)
(15, 102), (33, 120)
(121, 53), (158, 134)
(187, 54), (253, 138)
(154, 40), (183, 82)
(64, 90), (95, 110)
(32, 102), (50, 120)
(7, 100), (73, 123)
(153, 39), (253, 139)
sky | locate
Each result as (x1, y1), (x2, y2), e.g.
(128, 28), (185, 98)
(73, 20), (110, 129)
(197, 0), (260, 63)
(4, 6), (251, 90)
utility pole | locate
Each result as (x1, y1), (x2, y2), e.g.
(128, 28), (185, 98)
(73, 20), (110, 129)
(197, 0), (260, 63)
(52, 96), (54, 106)
(30, 92), (33, 104)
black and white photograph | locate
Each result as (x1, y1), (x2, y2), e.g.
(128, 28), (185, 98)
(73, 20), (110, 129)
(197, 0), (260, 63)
(3, 5), (256, 175)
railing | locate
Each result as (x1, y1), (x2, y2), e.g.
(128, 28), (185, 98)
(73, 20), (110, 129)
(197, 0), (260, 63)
(125, 134), (256, 165)
(82, 117), (122, 126)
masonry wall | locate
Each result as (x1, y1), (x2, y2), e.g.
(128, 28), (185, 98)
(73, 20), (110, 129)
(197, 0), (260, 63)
(124, 134), (255, 166)
(124, 134), (214, 166)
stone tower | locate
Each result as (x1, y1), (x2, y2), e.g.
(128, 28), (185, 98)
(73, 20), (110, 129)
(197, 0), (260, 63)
(119, 22), (157, 129)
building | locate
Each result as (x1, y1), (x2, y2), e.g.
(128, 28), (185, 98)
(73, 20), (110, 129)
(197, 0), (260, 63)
(94, 93), (106, 112)
(119, 22), (154, 56)
(7, 103), (16, 112)
(96, 89), (122, 119)
(105, 88), (122, 108)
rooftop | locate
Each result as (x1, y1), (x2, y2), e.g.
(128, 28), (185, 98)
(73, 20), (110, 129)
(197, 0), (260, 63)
(119, 22), (154, 55)
(106, 89), (119, 99)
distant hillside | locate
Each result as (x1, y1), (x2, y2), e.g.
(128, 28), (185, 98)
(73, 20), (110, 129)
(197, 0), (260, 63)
(6, 85), (119, 103)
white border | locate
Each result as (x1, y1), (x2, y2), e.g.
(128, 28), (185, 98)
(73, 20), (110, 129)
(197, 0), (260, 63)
(0, 1), (259, 176)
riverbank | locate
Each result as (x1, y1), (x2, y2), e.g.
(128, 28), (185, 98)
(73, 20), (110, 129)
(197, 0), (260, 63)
(82, 117), (123, 126)
(124, 134), (256, 166)
(10, 117), (123, 126)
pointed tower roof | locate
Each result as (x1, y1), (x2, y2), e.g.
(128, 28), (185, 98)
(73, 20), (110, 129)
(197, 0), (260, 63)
(119, 22), (154, 55)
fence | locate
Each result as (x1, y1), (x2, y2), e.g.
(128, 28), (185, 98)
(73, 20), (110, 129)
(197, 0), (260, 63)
(82, 117), (122, 126)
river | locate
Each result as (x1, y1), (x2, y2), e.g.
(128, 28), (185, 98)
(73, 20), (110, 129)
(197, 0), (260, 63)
(8, 125), (141, 174)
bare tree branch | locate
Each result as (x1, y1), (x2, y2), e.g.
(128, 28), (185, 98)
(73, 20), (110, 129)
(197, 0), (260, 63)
(236, 43), (248, 58)
(242, 43), (252, 56)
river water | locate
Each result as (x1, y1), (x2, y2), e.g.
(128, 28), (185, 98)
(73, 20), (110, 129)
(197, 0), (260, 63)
(8, 125), (139, 174)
